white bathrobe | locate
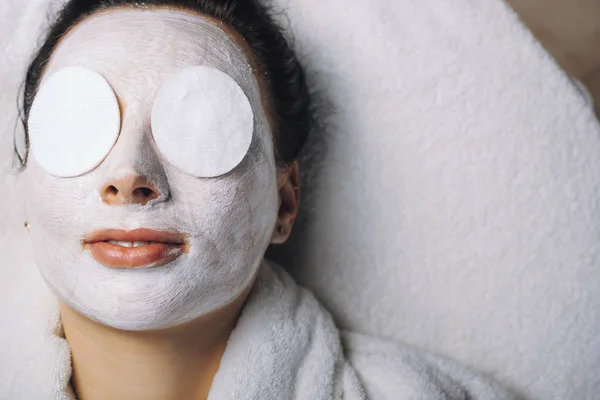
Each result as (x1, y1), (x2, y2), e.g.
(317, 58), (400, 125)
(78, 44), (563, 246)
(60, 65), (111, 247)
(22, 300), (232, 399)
(0, 260), (513, 399)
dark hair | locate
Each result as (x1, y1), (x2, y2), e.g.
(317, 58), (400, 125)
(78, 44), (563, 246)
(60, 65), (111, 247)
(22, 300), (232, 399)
(17, 0), (310, 168)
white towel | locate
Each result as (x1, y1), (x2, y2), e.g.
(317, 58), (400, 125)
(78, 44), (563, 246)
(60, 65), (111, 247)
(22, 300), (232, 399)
(266, 1), (600, 398)
(0, 260), (514, 399)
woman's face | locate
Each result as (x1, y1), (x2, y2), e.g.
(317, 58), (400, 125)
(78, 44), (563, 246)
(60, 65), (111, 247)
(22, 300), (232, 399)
(24, 9), (279, 331)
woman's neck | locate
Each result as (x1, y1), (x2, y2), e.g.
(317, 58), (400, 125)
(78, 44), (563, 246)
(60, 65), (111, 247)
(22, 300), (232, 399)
(59, 289), (250, 400)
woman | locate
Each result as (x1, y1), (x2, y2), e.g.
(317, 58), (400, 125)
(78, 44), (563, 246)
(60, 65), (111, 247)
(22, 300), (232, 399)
(4, 0), (515, 398)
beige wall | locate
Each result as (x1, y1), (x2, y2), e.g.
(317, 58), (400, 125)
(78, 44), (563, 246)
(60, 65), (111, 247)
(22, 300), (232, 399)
(507, 0), (600, 113)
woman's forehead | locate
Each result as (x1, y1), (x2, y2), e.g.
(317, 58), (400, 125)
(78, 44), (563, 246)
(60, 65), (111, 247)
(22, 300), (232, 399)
(43, 9), (254, 93)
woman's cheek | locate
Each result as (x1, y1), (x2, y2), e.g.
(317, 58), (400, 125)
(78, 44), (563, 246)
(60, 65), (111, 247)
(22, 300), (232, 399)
(26, 162), (95, 242)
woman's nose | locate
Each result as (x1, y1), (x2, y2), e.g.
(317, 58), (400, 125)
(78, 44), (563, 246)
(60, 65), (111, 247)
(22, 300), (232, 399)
(101, 174), (162, 206)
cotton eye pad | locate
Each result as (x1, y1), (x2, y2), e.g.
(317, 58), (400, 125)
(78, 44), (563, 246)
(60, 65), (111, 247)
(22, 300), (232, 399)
(151, 66), (254, 178)
(28, 66), (121, 177)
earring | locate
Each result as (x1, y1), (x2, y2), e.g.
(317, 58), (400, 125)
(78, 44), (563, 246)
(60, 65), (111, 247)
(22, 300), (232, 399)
(278, 225), (286, 236)
(24, 220), (30, 232)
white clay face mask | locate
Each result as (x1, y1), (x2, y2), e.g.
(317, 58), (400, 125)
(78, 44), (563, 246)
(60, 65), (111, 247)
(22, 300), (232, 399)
(25, 9), (279, 331)
(28, 66), (121, 177)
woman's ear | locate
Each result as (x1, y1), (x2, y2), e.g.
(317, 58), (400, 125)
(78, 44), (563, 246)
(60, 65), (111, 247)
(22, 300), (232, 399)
(270, 162), (300, 245)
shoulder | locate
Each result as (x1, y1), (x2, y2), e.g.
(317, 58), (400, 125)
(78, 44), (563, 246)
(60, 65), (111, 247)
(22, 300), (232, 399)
(342, 332), (515, 400)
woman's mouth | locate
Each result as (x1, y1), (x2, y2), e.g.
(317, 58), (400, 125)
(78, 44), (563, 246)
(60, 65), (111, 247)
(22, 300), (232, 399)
(83, 229), (187, 269)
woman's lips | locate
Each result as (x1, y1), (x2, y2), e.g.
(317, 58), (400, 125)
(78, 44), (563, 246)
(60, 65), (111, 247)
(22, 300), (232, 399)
(83, 229), (186, 269)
